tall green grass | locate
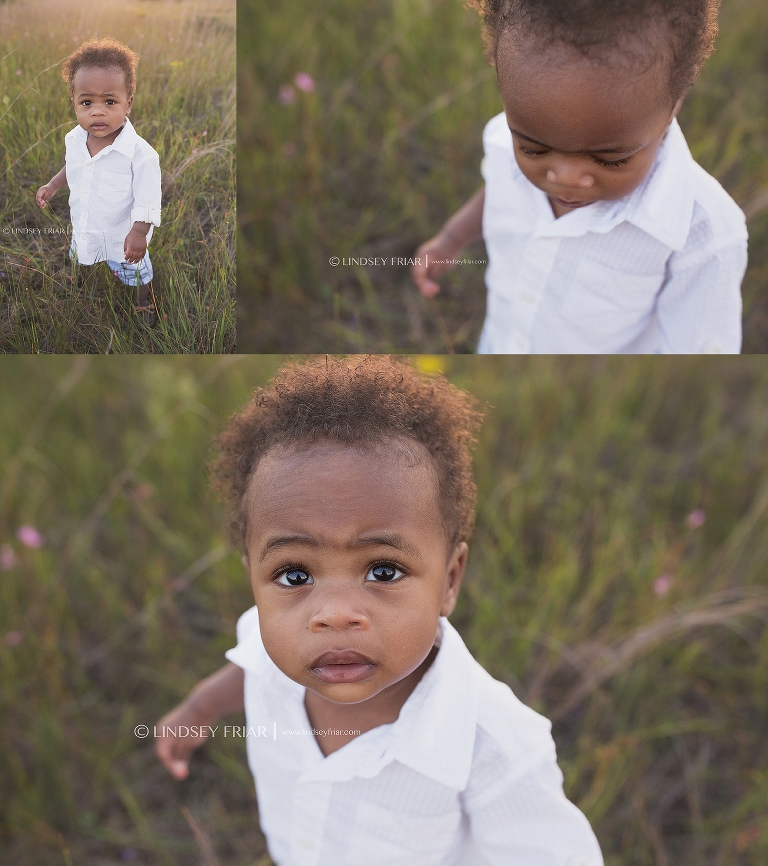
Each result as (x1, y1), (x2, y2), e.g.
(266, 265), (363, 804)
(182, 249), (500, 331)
(0, 0), (235, 353)
(1, 356), (768, 865)
(237, 0), (768, 353)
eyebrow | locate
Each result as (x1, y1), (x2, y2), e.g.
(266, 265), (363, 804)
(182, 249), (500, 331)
(509, 128), (641, 155)
(77, 92), (119, 98)
(258, 532), (421, 563)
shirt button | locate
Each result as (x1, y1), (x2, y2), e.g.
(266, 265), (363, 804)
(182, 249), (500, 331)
(522, 290), (535, 304)
(299, 837), (315, 850)
(702, 341), (723, 353)
(568, 857), (590, 866)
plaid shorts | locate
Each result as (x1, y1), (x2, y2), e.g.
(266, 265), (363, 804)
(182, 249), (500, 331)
(69, 241), (153, 287)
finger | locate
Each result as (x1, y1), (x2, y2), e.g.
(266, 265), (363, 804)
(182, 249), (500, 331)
(419, 279), (440, 298)
(170, 759), (189, 780)
(412, 266), (439, 297)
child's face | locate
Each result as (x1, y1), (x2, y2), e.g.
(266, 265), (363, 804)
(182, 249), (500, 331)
(242, 442), (467, 705)
(496, 33), (684, 212)
(71, 66), (133, 139)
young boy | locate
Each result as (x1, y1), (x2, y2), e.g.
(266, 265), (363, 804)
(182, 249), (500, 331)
(36, 38), (161, 323)
(155, 357), (604, 866)
(411, 0), (748, 354)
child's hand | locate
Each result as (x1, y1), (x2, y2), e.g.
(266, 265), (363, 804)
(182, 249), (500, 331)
(411, 232), (465, 298)
(36, 184), (57, 209)
(155, 699), (212, 780)
(124, 228), (148, 264)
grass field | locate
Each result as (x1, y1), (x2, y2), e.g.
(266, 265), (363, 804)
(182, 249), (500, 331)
(0, 0), (235, 353)
(1, 356), (768, 865)
(237, 0), (768, 353)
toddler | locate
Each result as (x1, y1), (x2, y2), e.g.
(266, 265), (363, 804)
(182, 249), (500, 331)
(155, 357), (604, 866)
(412, 0), (748, 354)
(36, 38), (161, 324)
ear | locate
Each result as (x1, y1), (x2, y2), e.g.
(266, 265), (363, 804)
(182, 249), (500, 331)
(241, 554), (250, 573)
(669, 92), (686, 121)
(126, 93), (134, 114)
(439, 542), (468, 617)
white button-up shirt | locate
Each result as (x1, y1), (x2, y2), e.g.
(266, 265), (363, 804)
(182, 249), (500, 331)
(478, 114), (748, 354)
(65, 117), (161, 265)
(225, 605), (604, 866)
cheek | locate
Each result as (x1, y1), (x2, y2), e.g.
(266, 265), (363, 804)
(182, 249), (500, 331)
(600, 160), (653, 196)
(374, 600), (440, 660)
(259, 611), (306, 671)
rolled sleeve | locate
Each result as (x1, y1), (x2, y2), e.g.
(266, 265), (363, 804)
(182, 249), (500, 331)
(130, 148), (162, 227)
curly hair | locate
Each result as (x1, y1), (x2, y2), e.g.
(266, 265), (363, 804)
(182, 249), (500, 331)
(61, 38), (139, 98)
(211, 356), (484, 551)
(466, 0), (721, 101)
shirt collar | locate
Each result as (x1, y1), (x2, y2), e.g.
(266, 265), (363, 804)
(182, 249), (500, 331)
(621, 118), (695, 251)
(383, 617), (479, 790)
(72, 116), (138, 159)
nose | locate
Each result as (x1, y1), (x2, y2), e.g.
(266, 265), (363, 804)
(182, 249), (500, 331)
(546, 157), (594, 190)
(308, 587), (369, 632)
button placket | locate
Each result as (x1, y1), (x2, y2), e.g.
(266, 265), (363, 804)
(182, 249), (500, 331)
(290, 780), (332, 866)
(511, 235), (560, 345)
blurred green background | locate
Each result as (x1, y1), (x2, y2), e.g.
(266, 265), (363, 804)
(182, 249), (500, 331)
(237, 0), (768, 353)
(1, 356), (768, 865)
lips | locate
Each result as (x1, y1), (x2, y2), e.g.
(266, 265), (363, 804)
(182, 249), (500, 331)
(309, 649), (376, 684)
(551, 197), (592, 209)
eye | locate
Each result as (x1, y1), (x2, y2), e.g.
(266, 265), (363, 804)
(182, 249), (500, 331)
(365, 563), (404, 583)
(518, 145), (548, 157)
(276, 568), (313, 587)
(592, 155), (633, 168)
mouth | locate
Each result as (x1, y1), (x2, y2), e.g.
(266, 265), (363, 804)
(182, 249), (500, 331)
(550, 196), (593, 209)
(309, 649), (377, 684)
(91, 123), (109, 130)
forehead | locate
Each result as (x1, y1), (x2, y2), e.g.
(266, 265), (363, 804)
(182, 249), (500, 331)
(72, 65), (129, 95)
(496, 33), (672, 152)
(244, 442), (444, 549)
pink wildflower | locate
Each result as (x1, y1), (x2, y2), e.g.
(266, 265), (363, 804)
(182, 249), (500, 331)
(687, 509), (706, 529)
(4, 631), (23, 647)
(0, 545), (17, 570)
(282, 142), (297, 156)
(16, 525), (44, 548)
(653, 574), (673, 597)
(278, 84), (296, 105)
(294, 72), (316, 93)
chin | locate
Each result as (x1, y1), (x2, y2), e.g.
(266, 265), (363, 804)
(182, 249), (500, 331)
(311, 679), (381, 704)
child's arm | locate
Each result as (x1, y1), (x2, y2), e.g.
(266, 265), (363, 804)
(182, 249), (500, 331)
(155, 662), (244, 780)
(36, 166), (67, 209)
(464, 749), (604, 865)
(124, 221), (152, 264)
(127, 147), (162, 264)
(655, 228), (748, 353)
(411, 185), (485, 298)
